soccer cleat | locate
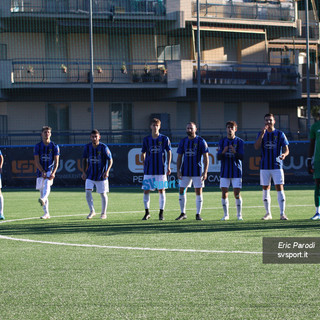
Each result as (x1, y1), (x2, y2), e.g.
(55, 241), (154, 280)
(237, 216), (243, 221)
(262, 213), (272, 220)
(38, 198), (45, 206)
(175, 213), (187, 220)
(311, 213), (320, 220)
(221, 215), (229, 221)
(100, 213), (107, 219)
(87, 211), (96, 219)
(196, 214), (203, 221)
(280, 214), (288, 220)
(0, 214), (5, 220)
(159, 212), (164, 221)
(142, 213), (150, 220)
(40, 213), (50, 219)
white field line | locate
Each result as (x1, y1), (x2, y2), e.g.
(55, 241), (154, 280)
(0, 234), (262, 254)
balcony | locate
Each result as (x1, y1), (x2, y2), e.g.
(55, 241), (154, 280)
(8, 0), (166, 16)
(193, 62), (299, 87)
(9, 60), (167, 86)
(192, 0), (295, 22)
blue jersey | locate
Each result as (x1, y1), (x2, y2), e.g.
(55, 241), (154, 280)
(257, 129), (289, 170)
(34, 141), (60, 177)
(218, 136), (244, 178)
(177, 136), (209, 177)
(141, 134), (171, 175)
(83, 143), (112, 181)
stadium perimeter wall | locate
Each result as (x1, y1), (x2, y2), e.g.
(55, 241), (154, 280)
(0, 142), (312, 188)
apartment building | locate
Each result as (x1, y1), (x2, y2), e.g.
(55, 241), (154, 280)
(0, 0), (311, 144)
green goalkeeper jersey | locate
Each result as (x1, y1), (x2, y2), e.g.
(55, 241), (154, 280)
(310, 120), (320, 161)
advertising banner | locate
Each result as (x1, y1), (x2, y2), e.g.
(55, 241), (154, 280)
(0, 142), (313, 188)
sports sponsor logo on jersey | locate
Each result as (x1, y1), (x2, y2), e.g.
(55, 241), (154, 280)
(264, 141), (277, 149)
(185, 148), (196, 156)
(150, 146), (162, 153)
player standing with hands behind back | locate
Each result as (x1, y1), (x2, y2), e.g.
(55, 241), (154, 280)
(254, 114), (289, 220)
(34, 126), (60, 219)
(82, 129), (113, 220)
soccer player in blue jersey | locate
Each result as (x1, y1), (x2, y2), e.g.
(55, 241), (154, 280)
(176, 122), (209, 221)
(254, 114), (289, 220)
(0, 149), (4, 220)
(217, 121), (244, 221)
(34, 126), (60, 219)
(141, 118), (172, 220)
(81, 129), (113, 220)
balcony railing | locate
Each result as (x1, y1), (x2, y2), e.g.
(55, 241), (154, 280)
(11, 60), (167, 84)
(193, 62), (299, 87)
(302, 76), (320, 94)
(192, 0), (295, 22)
(10, 0), (166, 16)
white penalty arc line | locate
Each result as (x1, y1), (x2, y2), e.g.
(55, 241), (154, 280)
(0, 235), (262, 255)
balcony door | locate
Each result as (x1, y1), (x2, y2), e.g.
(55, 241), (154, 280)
(47, 103), (70, 144)
(45, 33), (68, 83)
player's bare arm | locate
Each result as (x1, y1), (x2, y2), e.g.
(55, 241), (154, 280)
(0, 154), (3, 174)
(176, 154), (183, 180)
(34, 154), (46, 178)
(201, 153), (209, 181)
(81, 158), (88, 180)
(279, 145), (289, 160)
(48, 155), (59, 180)
(103, 158), (113, 179)
(254, 126), (267, 150)
(166, 150), (172, 176)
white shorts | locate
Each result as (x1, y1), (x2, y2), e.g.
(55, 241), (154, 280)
(85, 179), (109, 194)
(142, 175), (167, 191)
(260, 169), (285, 186)
(179, 176), (204, 189)
(220, 177), (242, 189)
(36, 172), (54, 190)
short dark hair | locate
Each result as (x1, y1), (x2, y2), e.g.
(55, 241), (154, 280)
(91, 129), (100, 135)
(42, 126), (52, 132)
(264, 113), (274, 119)
(187, 122), (197, 127)
(226, 121), (237, 128)
(150, 118), (161, 126)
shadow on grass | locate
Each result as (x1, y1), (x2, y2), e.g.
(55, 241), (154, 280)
(1, 219), (319, 237)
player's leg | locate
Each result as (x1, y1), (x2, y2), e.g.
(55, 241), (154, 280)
(0, 189), (4, 220)
(97, 180), (109, 219)
(176, 177), (191, 220)
(233, 188), (242, 220)
(233, 178), (243, 220)
(273, 169), (287, 220)
(220, 178), (230, 220)
(36, 177), (50, 219)
(311, 162), (320, 220)
(260, 170), (272, 220)
(195, 187), (203, 220)
(85, 179), (95, 219)
(158, 189), (165, 220)
(39, 171), (53, 206)
(142, 190), (151, 220)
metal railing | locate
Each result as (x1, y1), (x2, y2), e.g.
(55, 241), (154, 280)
(10, 0), (166, 16)
(192, 0), (295, 22)
(11, 60), (167, 84)
(0, 128), (308, 146)
(193, 62), (299, 87)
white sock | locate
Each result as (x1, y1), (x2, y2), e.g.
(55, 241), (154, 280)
(159, 192), (166, 210)
(222, 198), (229, 217)
(100, 193), (108, 215)
(262, 189), (271, 215)
(277, 190), (286, 216)
(143, 193), (150, 210)
(236, 197), (242, 217)
(86, 190), (94, 212)
(196, 195), (203, 215)
(0, 194), (4, 215)
(179, 193), (186, 214)
(317, 207), (320, 214)
(43, 199), (49, 215)
(41, 179), (51, 202)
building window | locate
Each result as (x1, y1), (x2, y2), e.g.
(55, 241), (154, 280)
(111, 103), (132, 143)
(47, 103), (70, 144)
(0, 44), (7, 60)
(274, 114), (289, 132)
(157, 45), (181, 61)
